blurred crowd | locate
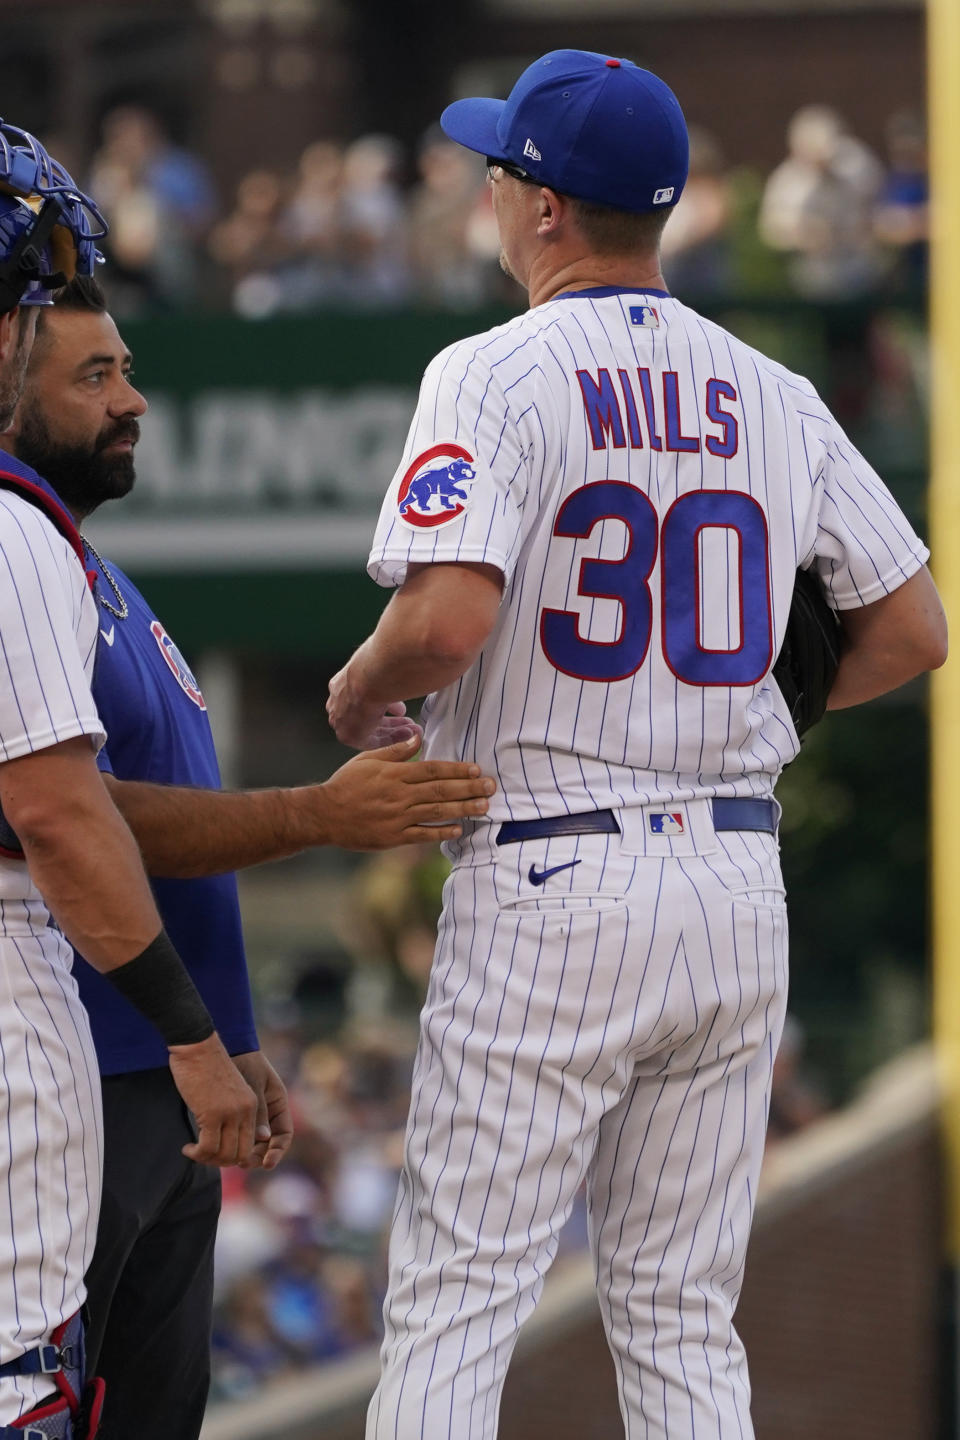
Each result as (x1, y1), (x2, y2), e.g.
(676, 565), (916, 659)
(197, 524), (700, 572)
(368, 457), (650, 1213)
(209, 847), (826, 1402)
(211, 1015), (412, 1396)
(76, 100), (928, 319)
(209, 845), (446, 1401)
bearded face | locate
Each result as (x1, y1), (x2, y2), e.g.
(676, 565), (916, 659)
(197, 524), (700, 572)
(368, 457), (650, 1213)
(14, 400), (140, 517)
(9, 306), (146, 519)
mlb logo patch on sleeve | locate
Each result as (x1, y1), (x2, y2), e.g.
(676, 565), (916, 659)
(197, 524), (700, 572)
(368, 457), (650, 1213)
(649, 812), (684, 835)
(397, 443), (477, 529)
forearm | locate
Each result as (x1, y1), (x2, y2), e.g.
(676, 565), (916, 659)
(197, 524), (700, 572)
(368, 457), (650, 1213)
(107, 740), (497, 872)
(826, 646), (932, 710)
(105, 775), (326, 878)
(339, 562), (503, 706)
(19, 790), (164, 971)
(825, 566), (948, 710)
(3, 739), (260, 1164)
(345, 618), (477, 709)
(328, 563), (503, 749)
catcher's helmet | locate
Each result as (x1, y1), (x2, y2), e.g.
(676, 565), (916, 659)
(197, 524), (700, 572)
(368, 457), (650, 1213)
(0, 120), (108, 313)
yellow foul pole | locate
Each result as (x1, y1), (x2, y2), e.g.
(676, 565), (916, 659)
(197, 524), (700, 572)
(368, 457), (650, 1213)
(929, 0), (960, 1261)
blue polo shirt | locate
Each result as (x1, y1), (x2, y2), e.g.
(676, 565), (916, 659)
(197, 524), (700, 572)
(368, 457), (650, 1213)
(73, 556), (259, 1075)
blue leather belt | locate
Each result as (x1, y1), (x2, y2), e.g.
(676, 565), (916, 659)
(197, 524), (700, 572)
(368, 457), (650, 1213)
(496, 798), (777, 845)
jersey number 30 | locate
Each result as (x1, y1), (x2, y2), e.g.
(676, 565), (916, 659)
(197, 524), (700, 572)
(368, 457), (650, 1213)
(540, 481), (773, 685)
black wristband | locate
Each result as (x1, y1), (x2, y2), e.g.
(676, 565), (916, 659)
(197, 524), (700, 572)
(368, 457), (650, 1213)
(106, 931), (215, 1047)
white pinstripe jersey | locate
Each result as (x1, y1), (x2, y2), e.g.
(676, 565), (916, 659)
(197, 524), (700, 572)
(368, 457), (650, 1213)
(0, 490), (105, 1405)
(369, 288), (927, 819)
(0, 490), (105, 912)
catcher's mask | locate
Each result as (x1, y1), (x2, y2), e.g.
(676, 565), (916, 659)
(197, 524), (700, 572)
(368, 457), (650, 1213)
(0, 119), (108, 314)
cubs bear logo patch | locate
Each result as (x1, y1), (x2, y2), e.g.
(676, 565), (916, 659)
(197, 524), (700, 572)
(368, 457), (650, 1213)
(151, 621), (206, 710)
(397, 443), (477, 529)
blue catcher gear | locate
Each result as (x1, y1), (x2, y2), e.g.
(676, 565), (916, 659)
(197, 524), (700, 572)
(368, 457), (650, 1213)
(0, 1311), (105, 1438)
(0, 120), (107, 313)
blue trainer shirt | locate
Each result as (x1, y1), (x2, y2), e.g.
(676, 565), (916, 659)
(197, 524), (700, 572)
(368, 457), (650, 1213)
(73, 554), (259, 1075)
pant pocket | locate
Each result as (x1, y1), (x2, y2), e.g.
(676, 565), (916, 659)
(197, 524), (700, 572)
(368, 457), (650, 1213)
(499, 892), (626, 916)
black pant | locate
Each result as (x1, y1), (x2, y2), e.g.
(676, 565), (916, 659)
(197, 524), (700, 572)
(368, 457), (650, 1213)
(84, 1067), (222, 1440)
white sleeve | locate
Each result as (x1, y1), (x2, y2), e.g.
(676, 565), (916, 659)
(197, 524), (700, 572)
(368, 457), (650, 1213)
(0, 499), (106, 763)
(368, 337), (529, 588)
(808, 417), (929, 610)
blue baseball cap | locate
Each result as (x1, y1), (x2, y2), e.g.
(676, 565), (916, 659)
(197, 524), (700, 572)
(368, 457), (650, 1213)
(441, 49), (688, 214)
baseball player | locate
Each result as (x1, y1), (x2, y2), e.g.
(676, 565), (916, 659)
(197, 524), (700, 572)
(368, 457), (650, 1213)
(4, 273), (496, 1440)
(327, 51), (947, 1440)
(0, 125), (259, 1439)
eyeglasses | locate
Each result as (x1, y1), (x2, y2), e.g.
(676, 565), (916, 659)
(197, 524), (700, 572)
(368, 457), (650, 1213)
(485, 156), (537, 185)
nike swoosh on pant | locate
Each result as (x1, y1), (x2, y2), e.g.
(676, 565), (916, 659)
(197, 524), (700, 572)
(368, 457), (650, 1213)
(528, 859), (582, 886)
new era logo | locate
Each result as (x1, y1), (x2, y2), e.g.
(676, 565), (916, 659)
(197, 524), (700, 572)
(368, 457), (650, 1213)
(523, 138), (542, 162)
(652, 186), (675, 205)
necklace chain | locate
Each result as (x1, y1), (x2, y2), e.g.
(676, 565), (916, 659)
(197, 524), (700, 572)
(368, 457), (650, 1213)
(83, 537), (129, 621)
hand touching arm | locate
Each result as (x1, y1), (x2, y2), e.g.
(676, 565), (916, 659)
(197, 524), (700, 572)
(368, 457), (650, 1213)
(103, 734), (495, 877)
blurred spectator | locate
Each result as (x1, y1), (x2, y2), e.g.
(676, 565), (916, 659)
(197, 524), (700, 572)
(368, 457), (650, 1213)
(212, 1275), (293, 1397)
(285, 141), (343, 255)
(766, 1014), (828, 1144)
(213, 1171), (287, 1299)
(874, 108), (929, 293)
(408, 129), (494, 307)
(89, 105), (216, 311)
(338, 135), (411, 305)
(210, 1018), (412, 1399)
(323, 1255), (380, 1349)
(661, 125), (732, 300)
(208, 169), (290, 316)
(291, 946), (353, 1039)
(348, 844), (448, 1010)
(262, 1238), (347, 1363)
(275, 140), (346, 307)
(759, 104), (884, 300)
(760, 104), (887, 422)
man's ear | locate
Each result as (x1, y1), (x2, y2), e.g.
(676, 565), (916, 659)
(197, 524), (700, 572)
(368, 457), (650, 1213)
(0, 307), (18, 367)
(536, 186), (567, 239)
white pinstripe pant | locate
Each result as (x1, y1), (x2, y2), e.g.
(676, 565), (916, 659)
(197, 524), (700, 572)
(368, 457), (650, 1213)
(0, 919), (103, 1425)
(368, 811), (787, 1440)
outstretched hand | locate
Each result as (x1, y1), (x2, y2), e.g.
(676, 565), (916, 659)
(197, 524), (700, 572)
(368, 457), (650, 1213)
(311, 733), (495, 848)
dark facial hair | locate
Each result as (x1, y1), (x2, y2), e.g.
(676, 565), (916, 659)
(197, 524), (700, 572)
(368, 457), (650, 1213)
(14, 403), (140, 519)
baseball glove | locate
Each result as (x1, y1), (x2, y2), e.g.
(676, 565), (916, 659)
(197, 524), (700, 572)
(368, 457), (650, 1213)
(772, 566), (843, 738)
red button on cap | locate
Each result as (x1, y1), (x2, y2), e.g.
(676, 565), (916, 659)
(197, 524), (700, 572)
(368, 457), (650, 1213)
(606, 58), (621, 67)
